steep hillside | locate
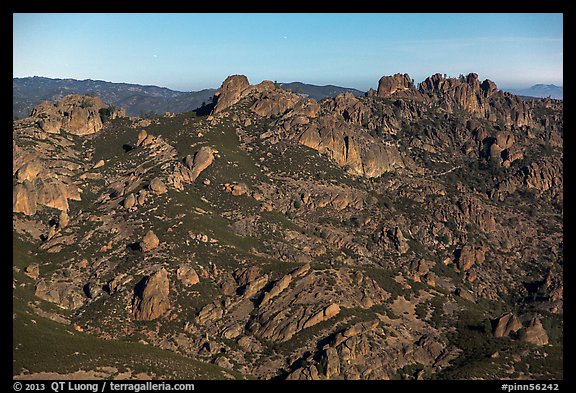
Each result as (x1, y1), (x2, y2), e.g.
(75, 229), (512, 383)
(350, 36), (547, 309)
(13, 77), (216, 119)
(13, 72), (562, 380)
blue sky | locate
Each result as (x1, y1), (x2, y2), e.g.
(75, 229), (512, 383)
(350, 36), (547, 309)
(13, 13), (563, 91)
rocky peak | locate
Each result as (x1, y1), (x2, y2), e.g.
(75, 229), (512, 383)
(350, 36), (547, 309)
(377, 73), (413, 97)
(212, 75), (251, 114)
(416, 72), (534, 127)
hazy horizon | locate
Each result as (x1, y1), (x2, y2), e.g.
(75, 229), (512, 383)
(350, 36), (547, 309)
(13, 13), (563, 92)
(11, 74), (563, 94)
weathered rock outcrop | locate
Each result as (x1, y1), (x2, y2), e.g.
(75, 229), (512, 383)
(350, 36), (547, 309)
(251, 88), (301, 118)
(457, 196), (496, 233)
(419, 73), (533, 127)
(13, 177), (78, 215)
(493, 312), (523, 337)
(523, 316), (549, 346)
(455, 244), (486, 271)
(495, 156), (562, 202)
(322, 93), (369, 125)
(212, 75), (250, 114)
(377, 73), (413, 97)
(35, 278), (85, 310)
(149, 177), (168, 195)
(140, 230), (160, 252)
(298, 116), (408, 177)
(170, 146), (214, 190)
(177, 265), (200, 286)
(31, 94), (122, 135)
(13, 181), (38, 216)
(16, 160), (43, 182)
(132, 268), (171, 321)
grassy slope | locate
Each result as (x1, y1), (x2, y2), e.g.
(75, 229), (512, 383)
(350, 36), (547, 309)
(13, 236), (245, 380)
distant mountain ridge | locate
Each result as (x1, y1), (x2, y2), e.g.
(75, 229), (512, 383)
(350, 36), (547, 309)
(278, 82), (364, 101)
(504, 84), (563, 100)
(13, 77), (217, 119)
(13, 77), (367, 120)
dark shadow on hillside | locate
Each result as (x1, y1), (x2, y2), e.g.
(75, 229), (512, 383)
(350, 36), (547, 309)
(126, 242), (141, 252)
(193, 101), (215, 117)
(132, 275), (150, 309)
(83, 283), (92, 298)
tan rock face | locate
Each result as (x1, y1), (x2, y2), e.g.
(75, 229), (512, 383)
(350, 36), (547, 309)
(136, 130), (148, 147)
(321, 347), (341, 379)
(16, 160), (43, 182)
(31, 94), (122, 136)
(123, 193), (136, 209)
(324, 303), (341, 319)
(196, 302), (223, 325)
(212, 75), (250, 114)
(149, 177), (167, 194)
(523, 316), (549, 346)
(377, 73), (413, 97)
(140, 230), (160, 252)
(35, 279), (85, 310)
(323, 93), (368, 124)
(456, 244), (486, 271)
(177, 265), (200, 286)
(93, 160), (105, 169)
(419, 73), (533, 127)
(132, 268), (171, 321)
(24, 263), (40, 280)
(303, 304), (341, 329)
(250, 89), (300, 118)
(298, 116), (407, 178)
(58, 210), (70, 228)
(13, 139), (82, 216)
(13, 181), (38, 216)
(187, 146), (214, 181)
(170, 146), (215, 190)
(243, 274), (270, 298)
(34, 178), (71, 211)
(260, 274), (292, 306)
(493, 312), (523, 337)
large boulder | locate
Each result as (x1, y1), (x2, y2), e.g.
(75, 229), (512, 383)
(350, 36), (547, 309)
(186, 146), (214, 181)
(523, 316), (549, 346)
(455, 244), (486, 271)
(132, 268), (171, 321)
(140, 230), (160, 252)
(149, 177), (168, 195)
(493, 312), (522, 337)
(177, 265), (200, 286)
(170, 146), (215, 190)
